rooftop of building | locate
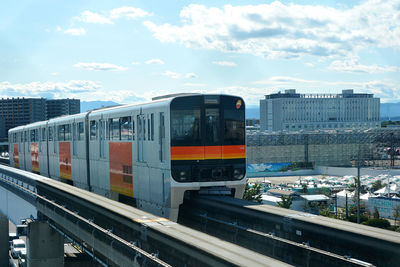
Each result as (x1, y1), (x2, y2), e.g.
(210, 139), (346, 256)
(265, 89), (374, 99)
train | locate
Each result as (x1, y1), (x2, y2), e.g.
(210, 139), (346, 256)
(8, 94), (246, 220)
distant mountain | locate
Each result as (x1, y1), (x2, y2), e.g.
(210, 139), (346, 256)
(381, 102), (400, 120)
(81, 101), (120, 112)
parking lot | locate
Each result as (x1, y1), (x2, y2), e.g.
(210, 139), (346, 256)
(8, 221), (26, 267)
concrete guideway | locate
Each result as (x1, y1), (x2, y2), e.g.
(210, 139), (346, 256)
(0, 165), (290, 267)
(180, 196), (400, 267)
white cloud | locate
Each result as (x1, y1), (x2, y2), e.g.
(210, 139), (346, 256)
(161, 71), (197, 79)
(74, 62), (127, 71)
(0, 80), (146, 103)
(330, 58), (400, 73)
(75, 11), (113, 24)
(145, 59), (165, 65)
(64, 28), (86, 36)
(144, 1), (400, 59)
(56, 26), (62, 32)
(212, 61), (237, 67)
(131, 61), (141, 65)
(184, 83), (205, 87)
(0, 80), (100, 99)
(162, 71), (181, 79)
(110, 6), (150, 19)
(50, 72), (59, 76)
(185, 72), (197, 78)
(74, 6), (150, 25)
(249, 76), (400, 104)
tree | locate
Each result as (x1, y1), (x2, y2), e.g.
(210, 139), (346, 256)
(373, 206), (380, 219)
(393, 206), (400, 227)
(277, 195), (293, 209)
(301, 184), (308, 193)
(362, 218), (391, 229)
(243, 182), (262, 203)
(371, 180), (385, 192)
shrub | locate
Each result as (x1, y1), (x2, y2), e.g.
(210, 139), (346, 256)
(362, 218), (391, 229)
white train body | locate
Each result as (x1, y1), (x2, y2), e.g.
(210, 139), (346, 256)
(8, 94), (247, 220)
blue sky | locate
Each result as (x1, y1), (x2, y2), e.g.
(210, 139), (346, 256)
(1, 0), (399, 106)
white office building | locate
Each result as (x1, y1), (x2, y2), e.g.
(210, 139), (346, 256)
(260, 89), (380, 132)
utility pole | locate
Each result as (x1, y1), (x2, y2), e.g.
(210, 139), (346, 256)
(345, 193), (348, 220)
(357, 145), (361, 224)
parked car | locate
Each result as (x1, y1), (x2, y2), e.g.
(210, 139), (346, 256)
(11, 239), (25, 259)
(8, 232), (18, 247)
(18, 248), (27, 267)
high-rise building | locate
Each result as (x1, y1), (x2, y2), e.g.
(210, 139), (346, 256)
(0, 98), (80, 140)
(260, 89), (380, 132)
(46, 99), (80, 119)
(0, 98), (46, 140)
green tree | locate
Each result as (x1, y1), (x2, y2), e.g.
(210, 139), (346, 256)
(319, 205), (332, 217)
(243, 182), (262, 203)
(301, 184), (308, 194)
(277, 195), (293, 209)
(362, 218), (391, 229)
(373, 206), (380, 219)
(371, 180), (385, 192)
(393, 206), (400, 227)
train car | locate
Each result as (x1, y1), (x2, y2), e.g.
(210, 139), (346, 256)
(8, 94), (246, 220)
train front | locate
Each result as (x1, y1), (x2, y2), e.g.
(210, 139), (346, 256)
(168, 94), (246, 219)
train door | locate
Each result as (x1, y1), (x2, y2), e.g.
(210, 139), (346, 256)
(204, 106), (222, 160)
(137, 114), (145, 162)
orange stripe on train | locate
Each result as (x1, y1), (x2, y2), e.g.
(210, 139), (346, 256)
(171, 145), (245, 160)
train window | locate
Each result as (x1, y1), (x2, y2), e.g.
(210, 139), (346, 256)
(64, 124), (71, 141)
(222, 96), (245, 145)
(90, 120), (97, 140)
(137, 115), (141, 140)
(143, 117), (146, 141)
(35, 129), (39, 142)
(58, 125), (65, 141)
(151, 113), (154, 141)
(205, 108), (220, 145)
(120, 116), (132, 140)
(41, 128), (46, 141)
(132, 119), (135, 140)
(24, 131), (28, 142)
(49, 127), (53, 141)
(78, 122), (84, 140)
(13, 133), (17, 143)
(30, 130), (35, 142)
(171, 109), (201, 145)
(148, 117), (150, 140)
(109, 118), (120, 140)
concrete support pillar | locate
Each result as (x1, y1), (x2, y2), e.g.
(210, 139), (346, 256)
(0, 213), (9, 267)
(27, 221), (64, 267)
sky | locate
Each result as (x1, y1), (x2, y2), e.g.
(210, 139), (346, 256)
(1, 0), (399, 106)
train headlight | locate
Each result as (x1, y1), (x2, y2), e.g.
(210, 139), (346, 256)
(233, 169), (244, 180)
(179, 171), (188, 181)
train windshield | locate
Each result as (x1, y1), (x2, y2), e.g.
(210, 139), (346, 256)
(170, 95), (246, 183)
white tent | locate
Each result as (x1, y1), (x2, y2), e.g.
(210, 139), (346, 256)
(374, 185), (399, 195)
(360, 192), (376, 201)
(336, 189), (355, 197)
